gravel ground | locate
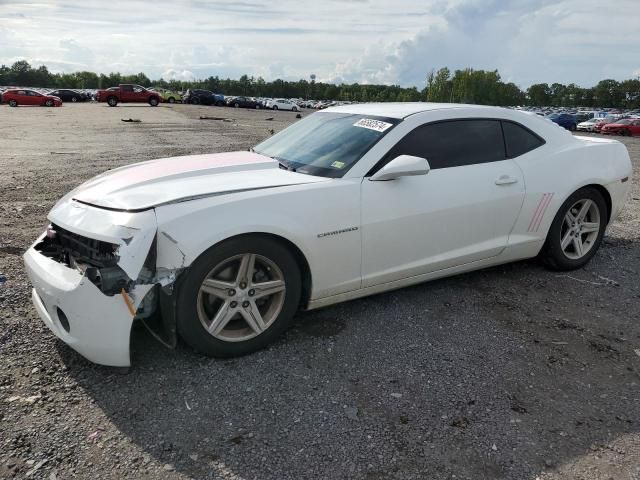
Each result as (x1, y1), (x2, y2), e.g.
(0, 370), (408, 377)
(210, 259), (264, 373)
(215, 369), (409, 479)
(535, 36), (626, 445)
(0, 103), (639, 480)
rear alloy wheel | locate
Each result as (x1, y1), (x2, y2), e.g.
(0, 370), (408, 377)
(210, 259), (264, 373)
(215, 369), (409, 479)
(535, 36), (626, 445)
(177, 236), (301, 357)
(45, 99), (54, 107)
(9, 100), (17, 107)
(107, 96), (118, 107)
(149, 97), (159, 107)
(541, 187), (607, 270)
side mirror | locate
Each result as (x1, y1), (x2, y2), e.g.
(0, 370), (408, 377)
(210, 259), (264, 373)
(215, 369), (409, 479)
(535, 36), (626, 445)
(369, 155), (430, 181)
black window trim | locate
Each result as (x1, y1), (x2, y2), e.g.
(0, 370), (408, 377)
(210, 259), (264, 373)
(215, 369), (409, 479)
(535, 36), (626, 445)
(366, 117), (546, 176)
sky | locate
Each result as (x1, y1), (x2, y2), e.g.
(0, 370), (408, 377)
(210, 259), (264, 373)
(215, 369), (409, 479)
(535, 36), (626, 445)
(0, 0), (638, 89)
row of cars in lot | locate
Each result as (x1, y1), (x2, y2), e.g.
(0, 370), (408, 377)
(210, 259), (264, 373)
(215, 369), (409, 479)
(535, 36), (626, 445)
(0, 84), (318, 111)
(2, 85), (639, 136)
(515, 107), (640, 137)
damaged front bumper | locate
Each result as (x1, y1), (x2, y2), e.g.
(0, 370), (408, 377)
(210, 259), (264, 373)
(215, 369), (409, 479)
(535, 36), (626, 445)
(23, 200), (183, 367)
(24, 242), (153, 367)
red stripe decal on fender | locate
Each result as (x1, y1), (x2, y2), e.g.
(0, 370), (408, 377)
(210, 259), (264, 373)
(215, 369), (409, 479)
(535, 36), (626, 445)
(533, 193), (554, 232)
(528, 194), (548, 232)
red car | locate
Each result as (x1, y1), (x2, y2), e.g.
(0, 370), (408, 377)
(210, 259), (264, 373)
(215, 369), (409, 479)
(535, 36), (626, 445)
(96, 84), (161, 107)
(600, 118), (640, 136)
(2, 89), (62, 107)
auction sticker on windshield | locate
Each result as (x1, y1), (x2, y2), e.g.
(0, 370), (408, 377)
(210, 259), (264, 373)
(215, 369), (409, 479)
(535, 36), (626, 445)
(353, 118), (393, 132)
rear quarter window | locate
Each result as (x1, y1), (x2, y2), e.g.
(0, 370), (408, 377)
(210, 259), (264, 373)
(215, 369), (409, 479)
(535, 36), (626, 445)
(501, 121), (545, 158)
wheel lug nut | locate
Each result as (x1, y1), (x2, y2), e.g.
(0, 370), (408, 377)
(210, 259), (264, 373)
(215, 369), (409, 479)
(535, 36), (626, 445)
(228, 289), (236, 296)
(242, 301), (250, 308)
(248, 289), (255, 296)
(230, 301), (238, 308)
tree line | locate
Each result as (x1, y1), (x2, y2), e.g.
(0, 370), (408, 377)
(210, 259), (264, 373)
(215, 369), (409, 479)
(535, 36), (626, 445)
(2, 61), (640, 108)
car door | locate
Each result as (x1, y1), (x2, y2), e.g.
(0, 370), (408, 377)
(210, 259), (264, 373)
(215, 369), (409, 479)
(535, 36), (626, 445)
(632, 120), (640, 135)
(119, 85), (134, 102)
(25, 91), (42, 106)
(361, 119), (525, 287)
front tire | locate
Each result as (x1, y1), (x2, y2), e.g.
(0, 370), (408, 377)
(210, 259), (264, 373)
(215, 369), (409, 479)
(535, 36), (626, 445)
(177, 236), (302, 357)
(9, 100), (18, 107)
(149, 97), (159, 106)
(540, 187), (607, 271)
(107, 96), (118, 107)
(273, 105), (278, 110)
(168, 97), (175, 104)
(45, 100), (54, 107)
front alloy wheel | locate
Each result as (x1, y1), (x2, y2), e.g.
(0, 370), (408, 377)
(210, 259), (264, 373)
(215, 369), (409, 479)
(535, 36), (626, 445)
(177, 236), (301, 357)
(198, 253), (286, 342)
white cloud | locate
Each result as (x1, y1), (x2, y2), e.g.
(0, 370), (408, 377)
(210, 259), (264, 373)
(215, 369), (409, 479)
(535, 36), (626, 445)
(0, 0), (637, 88)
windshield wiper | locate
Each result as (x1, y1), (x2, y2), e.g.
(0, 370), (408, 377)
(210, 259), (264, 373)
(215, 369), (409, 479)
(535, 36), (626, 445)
(273, 157), (296, 172)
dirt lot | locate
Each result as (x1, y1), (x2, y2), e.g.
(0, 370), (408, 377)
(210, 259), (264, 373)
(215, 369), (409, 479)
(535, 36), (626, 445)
(0, 103), (639, 480)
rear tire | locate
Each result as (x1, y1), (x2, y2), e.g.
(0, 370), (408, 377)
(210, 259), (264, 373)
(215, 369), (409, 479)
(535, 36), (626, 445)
(71, 96), (78, 103)
(540, 187), (607, 271)
(191, 97), (201, 105)
(177, 236), (301, 358)
(168, 97), (175, 104)
(234, 102), (240, 108)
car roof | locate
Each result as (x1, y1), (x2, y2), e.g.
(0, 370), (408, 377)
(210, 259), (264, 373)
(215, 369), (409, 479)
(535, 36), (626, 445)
(323, 102), (510, 119)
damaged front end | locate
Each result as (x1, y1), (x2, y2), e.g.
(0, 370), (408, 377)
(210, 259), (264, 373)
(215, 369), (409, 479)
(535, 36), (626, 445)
(23, 200), (185, 367)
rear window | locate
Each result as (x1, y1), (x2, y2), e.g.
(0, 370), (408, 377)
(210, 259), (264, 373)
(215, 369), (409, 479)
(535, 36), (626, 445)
(502, 121), (545, 158)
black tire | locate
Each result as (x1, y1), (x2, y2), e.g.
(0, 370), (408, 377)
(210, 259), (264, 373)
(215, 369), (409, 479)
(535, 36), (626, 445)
(272, 105), (278, 110)
(177, 236), (302, 357)
(255, 104), (261, 109)
(191, 97), (201, 105)
(45, 99), (54, 107)
(234, 102), (240, 108)
(620, 129), (630, 137)
(107, 96), (118, 107)
(71, 96), (78, 103)
(540, 187), (608, 271)
(168, 97), (175, 104)
(292, 106), (298, 112)
(9, 99), (18, 107)
(149, 97), (159, 106)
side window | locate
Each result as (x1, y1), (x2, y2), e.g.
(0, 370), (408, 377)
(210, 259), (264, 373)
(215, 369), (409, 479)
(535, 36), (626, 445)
(502, 121), (545, 158)
(121, 85), (133, 92)
(383, 119), (506, 170)
(133, 86), (144, 93)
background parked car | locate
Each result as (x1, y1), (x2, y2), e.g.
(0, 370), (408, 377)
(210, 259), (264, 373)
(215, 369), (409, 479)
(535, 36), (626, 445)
(47, 89), (86, 103)
(1, 89), (62, 107)
(577, 118), (608, 132)
(266, 99), (300, 111)
(600, 118), (640, 136)
(183, 89), (224, 106)
(226, 96), (261, 109)
(152, 88), (182, 104)
(96, 84), (161, 107)
(546, 112), (577, 131)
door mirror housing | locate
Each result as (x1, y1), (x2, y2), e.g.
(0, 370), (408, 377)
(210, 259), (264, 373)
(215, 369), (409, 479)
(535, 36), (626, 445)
(369, 155), (430, 181)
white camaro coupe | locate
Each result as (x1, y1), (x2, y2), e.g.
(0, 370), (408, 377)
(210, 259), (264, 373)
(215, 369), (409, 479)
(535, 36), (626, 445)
(24, 103), (632, 366)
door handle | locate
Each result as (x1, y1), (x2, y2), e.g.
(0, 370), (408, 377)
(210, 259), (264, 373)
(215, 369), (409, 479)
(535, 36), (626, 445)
(495, 175), (518, 185)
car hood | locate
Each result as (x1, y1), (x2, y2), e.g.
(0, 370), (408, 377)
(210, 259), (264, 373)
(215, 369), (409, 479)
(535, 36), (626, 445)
(67, 151), (328, 211)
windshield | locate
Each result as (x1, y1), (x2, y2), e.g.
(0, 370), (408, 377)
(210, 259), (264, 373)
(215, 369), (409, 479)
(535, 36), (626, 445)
(253, 112), (400, 178)
(616, 119), (631, 125)
(546, 113), (560, 119)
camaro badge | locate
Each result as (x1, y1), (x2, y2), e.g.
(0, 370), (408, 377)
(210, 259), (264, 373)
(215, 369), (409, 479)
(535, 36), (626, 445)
(317, 227), (359, 238)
